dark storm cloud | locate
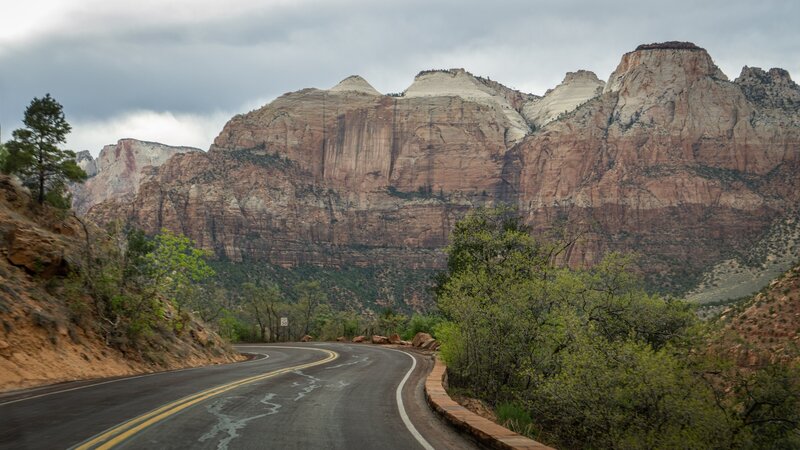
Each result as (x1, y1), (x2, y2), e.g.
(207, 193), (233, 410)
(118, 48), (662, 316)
(1, 0), (797, 150)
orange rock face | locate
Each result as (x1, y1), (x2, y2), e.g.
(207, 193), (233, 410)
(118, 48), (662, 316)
(89, 43), (800, 294)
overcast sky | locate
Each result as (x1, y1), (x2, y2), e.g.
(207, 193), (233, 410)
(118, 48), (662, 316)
(1, 0), (797, 155)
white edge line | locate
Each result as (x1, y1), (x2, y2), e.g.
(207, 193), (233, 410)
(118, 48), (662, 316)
(0, 352), (270, 407)
(390, 349), (436, 450)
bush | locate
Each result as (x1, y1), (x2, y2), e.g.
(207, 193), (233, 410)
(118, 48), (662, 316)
(433, 208), (792, 449)
(496, 402), (535, 436)
(401, 313), (443, 340)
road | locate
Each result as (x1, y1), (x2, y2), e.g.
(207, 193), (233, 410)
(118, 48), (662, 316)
(0, 343), (479, 449)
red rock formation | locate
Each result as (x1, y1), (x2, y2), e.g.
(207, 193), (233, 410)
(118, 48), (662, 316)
(89, 43), (800, 295)
(509, 44), (800, 289)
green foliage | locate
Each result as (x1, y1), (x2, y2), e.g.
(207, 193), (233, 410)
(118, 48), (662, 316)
(317, 310), (362, 340)
(294, 280), (326, 336)
(3, 94), (86, 205)
(70, 224), (215, 341)
(435, 207), (799, 449)
(729, 363), (800, 448)
(402, 313), (443, 340)
(146, 229), (215, 323)
(0, 142), (7, 171)
(376, 307), (406, 336)
(240, 282), (284, 342)
(496, 402), (535, 436)
(209, 259), (435, 314)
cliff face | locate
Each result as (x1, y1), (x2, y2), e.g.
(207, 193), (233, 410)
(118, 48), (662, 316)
(508, 43), (800, 290)
(90, 70), (535, 268)
(89, 43), (800, 295)
(72, 139), (200, 215)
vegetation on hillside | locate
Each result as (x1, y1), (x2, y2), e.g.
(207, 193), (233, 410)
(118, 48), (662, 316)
(194, 272), (443, 343)
(434, 207), (800, 449)
(1, 96), (236, 376)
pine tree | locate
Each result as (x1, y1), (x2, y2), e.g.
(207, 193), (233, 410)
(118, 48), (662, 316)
(3, 94), (86, 206)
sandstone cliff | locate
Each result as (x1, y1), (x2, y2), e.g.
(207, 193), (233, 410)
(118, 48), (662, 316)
(89, 42), (800, 300)
(72, 139), (200, 215)
(509, 42), (800, 291)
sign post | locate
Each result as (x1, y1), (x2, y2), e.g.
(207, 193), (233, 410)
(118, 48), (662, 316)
(280, 317), (288, 342)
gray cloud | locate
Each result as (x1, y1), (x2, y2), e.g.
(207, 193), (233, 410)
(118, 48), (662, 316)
(1, 0), (797, 152)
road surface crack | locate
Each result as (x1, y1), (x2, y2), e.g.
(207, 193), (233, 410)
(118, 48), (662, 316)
(198, 396), (267, 450)
(291, 370), (321, 401)
(260, 393), (282, 415)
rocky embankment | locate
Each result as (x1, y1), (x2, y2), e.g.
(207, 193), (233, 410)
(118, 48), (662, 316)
(710, 261), (800, 368)
(0, 175), (241, 392)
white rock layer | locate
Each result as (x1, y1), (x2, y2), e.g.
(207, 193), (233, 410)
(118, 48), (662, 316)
(329, 75), (381, 95)
(522, 70), (604, 128)
(403, 69), (531, 145)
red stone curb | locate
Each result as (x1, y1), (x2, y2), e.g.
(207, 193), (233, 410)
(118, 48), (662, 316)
(424, 356), (554, 450)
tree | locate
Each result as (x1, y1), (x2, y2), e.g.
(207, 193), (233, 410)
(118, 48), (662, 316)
(294, 280), (326, 336)
(241, 282), (283, 342)
(0, 142), (7, 170)
(434, 208), (730, 448)
(146, 229), (215, 329)
(3, 94), (86, 205)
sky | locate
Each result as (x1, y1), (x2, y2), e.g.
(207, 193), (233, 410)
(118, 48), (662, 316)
(1, 0), (797, 155)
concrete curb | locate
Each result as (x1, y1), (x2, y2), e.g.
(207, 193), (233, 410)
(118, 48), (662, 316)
(424, 356), (554, 450)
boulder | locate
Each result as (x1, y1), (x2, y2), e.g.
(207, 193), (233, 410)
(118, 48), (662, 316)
(336, 336), (346, 342)
(412, 332), (433, 347)
(300, 334), (313, 342)
(7, 226), (67, 277)
(352, 335), (366, 343)
(371, 335), (390, 345)
(388, 333), (402, 344)
(421, 338), (438, 350)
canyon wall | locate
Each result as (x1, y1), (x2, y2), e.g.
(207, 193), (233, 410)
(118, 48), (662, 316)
(87, 42), (800, 295)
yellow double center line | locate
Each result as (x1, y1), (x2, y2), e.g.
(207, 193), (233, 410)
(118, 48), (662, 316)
(75, 347), (338, 450)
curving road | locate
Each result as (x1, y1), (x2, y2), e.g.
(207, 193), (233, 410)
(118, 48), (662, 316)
(0, 343), (479, 449)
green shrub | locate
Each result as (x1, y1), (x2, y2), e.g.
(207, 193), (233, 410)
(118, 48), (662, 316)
(496, 402), (535, 436)
(402, 313), (443, 340)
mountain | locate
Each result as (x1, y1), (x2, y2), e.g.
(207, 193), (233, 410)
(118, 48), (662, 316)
(86, 42), (800, 306)
(508, 41), (800, 292)
(72, 139), (200, 215)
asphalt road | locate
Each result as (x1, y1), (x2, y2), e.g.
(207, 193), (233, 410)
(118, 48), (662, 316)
(0, 343), (479, 449)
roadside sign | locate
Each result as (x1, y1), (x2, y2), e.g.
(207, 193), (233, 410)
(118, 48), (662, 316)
(280, 317), (288, 327)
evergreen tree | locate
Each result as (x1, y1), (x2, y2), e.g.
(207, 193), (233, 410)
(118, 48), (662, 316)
(3, 94), (86, 206)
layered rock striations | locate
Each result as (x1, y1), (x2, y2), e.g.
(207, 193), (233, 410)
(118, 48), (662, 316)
(510, 43), (800, 290)
(96, 72), (529, 267)
(89, 43), (800, 295)
(72, 139), (200, 214)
